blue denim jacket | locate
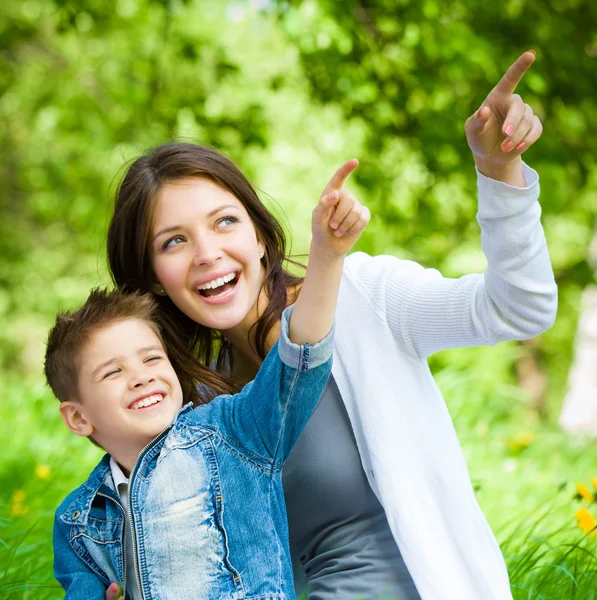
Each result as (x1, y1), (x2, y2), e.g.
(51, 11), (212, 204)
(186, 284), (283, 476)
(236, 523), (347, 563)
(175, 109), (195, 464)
(53, 307), (333, 600)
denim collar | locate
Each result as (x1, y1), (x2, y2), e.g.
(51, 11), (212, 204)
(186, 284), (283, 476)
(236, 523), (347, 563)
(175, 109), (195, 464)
(59, 454), (117, 527)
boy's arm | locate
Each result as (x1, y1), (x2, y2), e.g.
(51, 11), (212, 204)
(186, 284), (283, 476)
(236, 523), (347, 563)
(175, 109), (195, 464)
(213, 161), (369, 463)
(222, 308), (335, 462)
(53, 517), (112, 599)
(288, 159), (368, 346)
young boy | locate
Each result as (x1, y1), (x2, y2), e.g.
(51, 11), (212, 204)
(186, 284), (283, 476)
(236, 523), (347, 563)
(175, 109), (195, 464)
(46, 176), (368, 600)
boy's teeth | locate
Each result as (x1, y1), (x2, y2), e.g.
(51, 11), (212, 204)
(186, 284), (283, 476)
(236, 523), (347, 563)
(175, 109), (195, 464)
(197, 272), (236, 291)
(132, 394), (162, 410)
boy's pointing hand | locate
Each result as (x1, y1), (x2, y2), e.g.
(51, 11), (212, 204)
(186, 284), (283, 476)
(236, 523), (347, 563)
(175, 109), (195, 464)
(312, 159), (370, 256)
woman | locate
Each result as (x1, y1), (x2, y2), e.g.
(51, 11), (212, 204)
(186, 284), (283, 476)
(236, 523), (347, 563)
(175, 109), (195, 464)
(106, 51), (556, 600)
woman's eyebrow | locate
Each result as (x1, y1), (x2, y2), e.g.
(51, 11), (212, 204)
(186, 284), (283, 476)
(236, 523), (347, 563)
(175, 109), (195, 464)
(206, 203), (239, 218)
(153, 225), (181, 241)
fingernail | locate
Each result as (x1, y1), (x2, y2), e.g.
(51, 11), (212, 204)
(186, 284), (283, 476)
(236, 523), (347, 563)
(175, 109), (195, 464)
(502, 140), (514, 152)
(503, 123), (514, 136)
(330, 221), (337, 229)
(516, 141), (526, 151)
(108, 583), (119, 592)
(528, 49), (536, 56)
(334, 230), (343, 237)
(477, 106), (485, 118)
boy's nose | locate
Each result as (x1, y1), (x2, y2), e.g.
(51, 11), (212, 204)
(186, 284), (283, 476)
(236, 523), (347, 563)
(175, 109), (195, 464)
(130, 372), (155, 388)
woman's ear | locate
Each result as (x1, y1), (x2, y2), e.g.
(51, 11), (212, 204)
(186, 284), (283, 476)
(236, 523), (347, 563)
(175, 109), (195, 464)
(59, 401), (94, 437)
(150, 281), (167, 296)
(258, 241), (265, 260)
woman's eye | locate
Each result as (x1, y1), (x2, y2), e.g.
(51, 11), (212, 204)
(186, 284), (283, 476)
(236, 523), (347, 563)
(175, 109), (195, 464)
(162, 235), (185, 250)
(144, 356), (162, 364)
(217, 215), (239, 228)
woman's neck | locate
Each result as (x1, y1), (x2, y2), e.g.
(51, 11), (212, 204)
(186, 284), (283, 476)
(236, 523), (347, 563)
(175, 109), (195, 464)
(223, 282), (300, 385)
(229, 323), (281, 385)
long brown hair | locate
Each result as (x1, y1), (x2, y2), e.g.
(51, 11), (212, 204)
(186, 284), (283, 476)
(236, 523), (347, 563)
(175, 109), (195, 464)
(107, 142), (303, 393)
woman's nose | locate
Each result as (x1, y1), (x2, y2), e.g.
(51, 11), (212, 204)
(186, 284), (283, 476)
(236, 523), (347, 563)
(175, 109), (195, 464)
(192, 237), (223, 267)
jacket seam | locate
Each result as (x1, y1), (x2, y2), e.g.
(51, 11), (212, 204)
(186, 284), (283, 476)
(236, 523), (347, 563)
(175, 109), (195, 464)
(67, 530), (114, 585)
(270, 359), (301, 463)
(172, 422), (277, 472)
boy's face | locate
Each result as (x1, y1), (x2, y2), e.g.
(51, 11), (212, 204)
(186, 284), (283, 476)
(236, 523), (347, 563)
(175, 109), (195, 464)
(66, 318), (184, 470)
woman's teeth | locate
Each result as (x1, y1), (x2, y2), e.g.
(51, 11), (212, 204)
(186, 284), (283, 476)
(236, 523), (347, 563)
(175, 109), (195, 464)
(197, 272), (236, 291)
(131, 394), (162, 410)
(197, 272), (239, 297)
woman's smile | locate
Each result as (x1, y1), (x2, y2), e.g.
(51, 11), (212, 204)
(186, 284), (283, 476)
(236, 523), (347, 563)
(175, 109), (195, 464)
(194, 270), (241, 302)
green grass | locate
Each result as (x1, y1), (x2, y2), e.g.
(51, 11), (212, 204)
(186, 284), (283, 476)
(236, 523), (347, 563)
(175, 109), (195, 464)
(2, 363), (597, 599)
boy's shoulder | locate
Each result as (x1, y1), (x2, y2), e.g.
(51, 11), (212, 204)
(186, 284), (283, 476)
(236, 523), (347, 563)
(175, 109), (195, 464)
(170, 401), (224, 436)
(55, 454), (112, 523)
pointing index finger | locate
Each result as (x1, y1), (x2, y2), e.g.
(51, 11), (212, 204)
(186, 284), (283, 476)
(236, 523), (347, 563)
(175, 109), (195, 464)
(322, 159), (359, 196)
(494, 50), (536, 96)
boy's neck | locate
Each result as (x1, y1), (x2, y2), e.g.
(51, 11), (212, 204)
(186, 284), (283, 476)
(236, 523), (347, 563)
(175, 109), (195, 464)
(108, 447), (139, 479)
(112, 457), (131, 480)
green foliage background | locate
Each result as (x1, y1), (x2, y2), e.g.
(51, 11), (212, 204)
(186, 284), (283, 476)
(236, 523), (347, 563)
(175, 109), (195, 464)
(1, 0), (596, 597)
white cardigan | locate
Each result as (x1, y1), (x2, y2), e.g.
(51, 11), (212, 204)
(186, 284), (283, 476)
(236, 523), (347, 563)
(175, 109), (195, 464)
(331, 164), (557, 600)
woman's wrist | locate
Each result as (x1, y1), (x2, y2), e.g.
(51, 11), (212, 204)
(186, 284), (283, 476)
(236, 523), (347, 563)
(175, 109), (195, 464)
(473, 155), (527, 188)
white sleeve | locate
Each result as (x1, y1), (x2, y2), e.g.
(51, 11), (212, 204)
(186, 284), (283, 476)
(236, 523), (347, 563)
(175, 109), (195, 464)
(347, 163), (557, 359)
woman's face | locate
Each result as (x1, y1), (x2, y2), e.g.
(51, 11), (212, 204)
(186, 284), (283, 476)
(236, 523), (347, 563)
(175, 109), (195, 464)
(150, 178), (265, 334)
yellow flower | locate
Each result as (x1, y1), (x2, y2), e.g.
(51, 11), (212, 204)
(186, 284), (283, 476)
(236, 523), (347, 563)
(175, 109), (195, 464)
(591, 477), (597, 491)
(576, 507), (597, 535)
(10, 503), (30, 517)
(35, 465), (51, 480)
(507, 430), (535, 452)
(11, 489), (26, 503)
(576, 482), (594, 503)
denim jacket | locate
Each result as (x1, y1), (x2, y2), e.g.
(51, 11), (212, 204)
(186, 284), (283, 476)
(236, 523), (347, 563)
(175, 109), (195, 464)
(53, 307), (333, 600)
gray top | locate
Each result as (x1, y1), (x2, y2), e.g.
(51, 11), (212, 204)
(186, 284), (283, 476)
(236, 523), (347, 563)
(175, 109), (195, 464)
(283, 377), (421, 600)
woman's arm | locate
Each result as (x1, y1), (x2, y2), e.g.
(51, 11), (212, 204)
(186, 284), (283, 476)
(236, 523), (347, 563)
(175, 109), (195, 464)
(347, 53), (557, 358)
(349, 166), (555, 358)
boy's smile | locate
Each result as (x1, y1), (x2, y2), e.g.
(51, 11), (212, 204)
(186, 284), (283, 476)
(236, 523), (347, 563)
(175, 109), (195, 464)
(62, 318), (184, 473)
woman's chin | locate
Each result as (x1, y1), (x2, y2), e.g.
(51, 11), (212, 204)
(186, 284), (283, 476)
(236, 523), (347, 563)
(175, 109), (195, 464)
(193, 305), (248, 334)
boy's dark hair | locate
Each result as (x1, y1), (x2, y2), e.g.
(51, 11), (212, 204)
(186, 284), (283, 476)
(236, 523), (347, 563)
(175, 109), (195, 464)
(45, 288), (220, 408)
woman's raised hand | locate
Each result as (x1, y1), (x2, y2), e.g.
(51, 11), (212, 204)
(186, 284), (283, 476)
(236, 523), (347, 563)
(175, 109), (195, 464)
(311, 159), (370, 256)
(465, 51), (543, 183)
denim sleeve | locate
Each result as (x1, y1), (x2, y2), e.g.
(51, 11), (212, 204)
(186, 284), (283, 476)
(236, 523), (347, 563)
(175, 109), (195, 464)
(53, 517), (110, 599)
(216, 305), (333, 464)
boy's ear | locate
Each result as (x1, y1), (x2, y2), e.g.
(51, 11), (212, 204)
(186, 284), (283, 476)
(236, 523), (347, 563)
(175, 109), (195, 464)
(59, 401), (94, 437)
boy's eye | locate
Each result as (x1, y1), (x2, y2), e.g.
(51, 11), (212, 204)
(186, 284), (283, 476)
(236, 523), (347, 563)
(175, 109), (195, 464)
(217, 215), (239, 228)
(162, 235), (185, 250)
(102, 369), (120, 379)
